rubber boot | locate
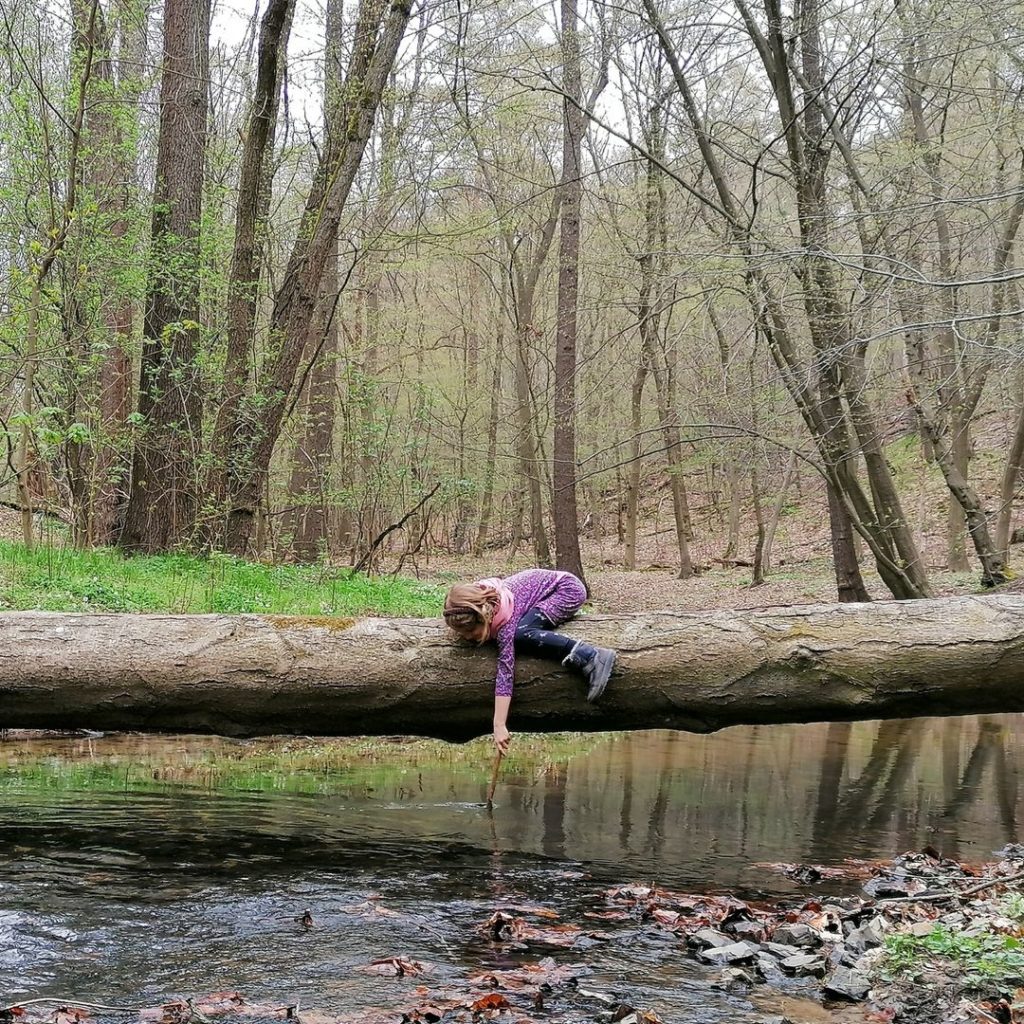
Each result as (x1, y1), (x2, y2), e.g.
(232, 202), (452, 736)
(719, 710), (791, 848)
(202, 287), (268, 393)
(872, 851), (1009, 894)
(563, 641), (616, 703)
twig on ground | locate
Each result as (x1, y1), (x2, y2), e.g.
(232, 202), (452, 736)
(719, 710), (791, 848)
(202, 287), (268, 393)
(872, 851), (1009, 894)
(877, 868), (1024, 905)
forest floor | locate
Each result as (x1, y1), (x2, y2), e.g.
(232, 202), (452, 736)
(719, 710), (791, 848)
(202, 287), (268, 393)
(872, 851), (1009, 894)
(416, 552), (988, 616)
(0, 403), (1016, 618)
(0, 514), (996, 618)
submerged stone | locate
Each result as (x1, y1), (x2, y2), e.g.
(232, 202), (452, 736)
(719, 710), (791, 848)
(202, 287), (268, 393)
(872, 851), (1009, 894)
(715, 966), (759, 990)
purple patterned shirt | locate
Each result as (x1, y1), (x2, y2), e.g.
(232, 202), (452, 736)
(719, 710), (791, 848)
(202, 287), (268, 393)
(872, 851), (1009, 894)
(486, 569), (588, 696)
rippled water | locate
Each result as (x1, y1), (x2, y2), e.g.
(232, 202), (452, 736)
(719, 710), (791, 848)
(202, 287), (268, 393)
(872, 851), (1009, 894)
(1, 715), (1018, 1021)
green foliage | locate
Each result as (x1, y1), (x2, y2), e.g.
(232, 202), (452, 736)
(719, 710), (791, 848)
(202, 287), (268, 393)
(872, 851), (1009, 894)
(0, 540), (442, 616)
(881, 923), (1024, 989)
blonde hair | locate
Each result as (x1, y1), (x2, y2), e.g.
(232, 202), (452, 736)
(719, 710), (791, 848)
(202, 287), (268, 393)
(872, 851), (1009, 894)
(443, 582), (500, 644)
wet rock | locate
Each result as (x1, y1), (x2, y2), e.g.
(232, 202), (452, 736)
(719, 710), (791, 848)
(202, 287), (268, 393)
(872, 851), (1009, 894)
(780, 953), (826, 976)
(823, 965), (871, 1001)
(726, 918), (765, 942)
(825, 944), (847, 969)
(784, 864), (823, 884)
(770, 922), (821, 948)
(756, 952), (786, 982)
(846, 916), (888, 952)
(697, 940), (761, 965)
(862, 873), (927, 899)
(714, 966), (759, 991)
(577, 988), (618, 1007)
(689, 927), (732, 949)
(995, 843), (1024, 861)
(762, 941), (802, 959)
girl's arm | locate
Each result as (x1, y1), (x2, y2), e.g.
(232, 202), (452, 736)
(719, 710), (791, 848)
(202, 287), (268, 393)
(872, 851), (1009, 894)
(492, 622), (516, 754)
(493, 695), (511, 755)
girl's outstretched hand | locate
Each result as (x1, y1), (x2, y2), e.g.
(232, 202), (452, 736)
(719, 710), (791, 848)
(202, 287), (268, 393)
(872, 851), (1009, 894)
(493, 723), (511, 756)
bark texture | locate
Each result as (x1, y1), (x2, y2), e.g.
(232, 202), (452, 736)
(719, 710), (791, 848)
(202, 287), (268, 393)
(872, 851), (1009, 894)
(5, 597), (1024, 741)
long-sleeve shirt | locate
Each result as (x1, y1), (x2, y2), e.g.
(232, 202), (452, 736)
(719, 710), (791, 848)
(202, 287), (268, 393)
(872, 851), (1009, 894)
(486, 569), (587, 697)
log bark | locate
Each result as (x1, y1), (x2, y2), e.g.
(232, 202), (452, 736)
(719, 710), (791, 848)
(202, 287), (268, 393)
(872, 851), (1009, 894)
(4, 597), (1024, 741)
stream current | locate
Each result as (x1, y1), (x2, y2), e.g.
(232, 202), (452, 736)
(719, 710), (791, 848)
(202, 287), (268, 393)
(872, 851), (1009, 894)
(0, 715), (1018, 1021)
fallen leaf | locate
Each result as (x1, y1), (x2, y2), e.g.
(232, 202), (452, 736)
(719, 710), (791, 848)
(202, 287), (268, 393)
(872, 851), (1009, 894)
(470, 994), (509, 1011)
(53, 1010), (89, 1024)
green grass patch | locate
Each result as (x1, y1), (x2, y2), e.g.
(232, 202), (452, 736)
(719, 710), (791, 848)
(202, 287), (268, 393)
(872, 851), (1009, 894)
(880, 922), (1024, 989)
(0, 540), (442, 616)
(0, 733), (604, 797)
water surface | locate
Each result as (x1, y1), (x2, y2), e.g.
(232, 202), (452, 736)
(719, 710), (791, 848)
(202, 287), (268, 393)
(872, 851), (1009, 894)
(0, 715), (1017, 1020)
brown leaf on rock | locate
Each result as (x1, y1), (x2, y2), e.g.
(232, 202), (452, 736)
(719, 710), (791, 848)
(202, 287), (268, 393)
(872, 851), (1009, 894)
(466, 958), (583, 992)
(482, 911), (525, 941)
(505, 905), (559, 920)
(355, 957), (429, 977)
(650, 908), (680, 927)
(53, 1009), (90, 1024)
(194, 993), (246, 1012)
(347, 900), (402, 919)
(469, 994), (510, 1012)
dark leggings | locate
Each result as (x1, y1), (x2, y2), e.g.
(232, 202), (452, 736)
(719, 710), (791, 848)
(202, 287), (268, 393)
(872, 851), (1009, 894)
(514, 608), (576, 662)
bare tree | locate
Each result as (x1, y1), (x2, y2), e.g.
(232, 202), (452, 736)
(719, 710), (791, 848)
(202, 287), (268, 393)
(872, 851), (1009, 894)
(217, 0), (414, 556)
(120, 0), (211, 552)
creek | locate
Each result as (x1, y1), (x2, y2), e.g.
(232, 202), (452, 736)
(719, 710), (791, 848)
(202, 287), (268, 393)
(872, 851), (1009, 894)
(0, 715), (1018, 1022)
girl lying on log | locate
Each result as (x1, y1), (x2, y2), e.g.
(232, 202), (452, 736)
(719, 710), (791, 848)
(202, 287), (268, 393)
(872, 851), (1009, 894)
(443, 569), (616, 754)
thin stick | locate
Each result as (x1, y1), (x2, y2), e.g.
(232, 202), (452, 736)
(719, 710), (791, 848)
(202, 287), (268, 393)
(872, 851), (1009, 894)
(877, 868), (1024, 905)
(486, 750), (504, 808)
(0, 999), (147, 1013)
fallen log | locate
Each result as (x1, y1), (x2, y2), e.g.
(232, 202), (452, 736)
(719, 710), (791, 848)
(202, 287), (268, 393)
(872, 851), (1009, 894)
(2, 596), (1024, 741)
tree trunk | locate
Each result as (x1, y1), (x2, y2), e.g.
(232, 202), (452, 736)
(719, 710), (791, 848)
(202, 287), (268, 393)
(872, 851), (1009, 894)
(551, 0), (586, 583)
(220, 0), (413, 556)
(623, 356), (648, 570)
(207, 0), (294, 546)
(996, 393), (1024, 558)
(282, 282), (338, 561)
(827, 480), (871, 602)
(474, 325), (503, 555)
(120, 0), (210, 553)
(280, 0), (338, 563)
(762, 451), (797, 573)
(515, 315), (551, 567)
(637, 102), (692, 578)
(66, 0), (138, 548)
(6, 597), (1024, 740)
(750, 467), (765, 586)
